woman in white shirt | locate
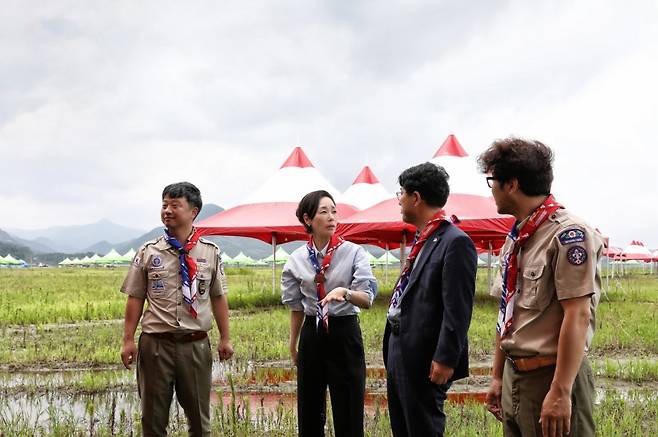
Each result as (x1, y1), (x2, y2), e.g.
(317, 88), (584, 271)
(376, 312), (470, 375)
(281, 190), (378, 437)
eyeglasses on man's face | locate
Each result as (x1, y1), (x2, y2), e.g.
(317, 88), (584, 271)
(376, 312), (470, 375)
(486, 176), (497, 188)
(395, 190), (403, 200)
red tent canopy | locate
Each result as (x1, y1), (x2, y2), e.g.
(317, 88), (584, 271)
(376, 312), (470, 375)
(338, 194), (513, 250)
(197, 202), (358, 244)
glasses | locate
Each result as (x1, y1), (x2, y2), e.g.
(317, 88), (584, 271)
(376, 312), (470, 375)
(486, 176), (497, 188)
(395, 190), (403, 200)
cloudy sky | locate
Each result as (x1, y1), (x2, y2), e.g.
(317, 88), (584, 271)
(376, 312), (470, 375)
(1, 0), (657, 248)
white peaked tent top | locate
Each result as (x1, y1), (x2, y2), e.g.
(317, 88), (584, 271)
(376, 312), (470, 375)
(430, 134), (490, 197)
(341, 166), (392, 210)
(102, 249), (122, 259)
(622, 240), (652, 259)
(59, 257), (72, 265)
(123, 248), (136, 258)
(263, 247), (290, 263)
(80, 256), (91, 263)
(232, 251), (257, 264)
(242, 147), (346, 204)
(90, 254), (101, 261)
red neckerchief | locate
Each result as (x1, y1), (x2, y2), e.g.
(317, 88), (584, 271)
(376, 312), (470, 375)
(497, 194), (563, 336)
(389, 210), (448, 309)
(306, 234), (345, 331)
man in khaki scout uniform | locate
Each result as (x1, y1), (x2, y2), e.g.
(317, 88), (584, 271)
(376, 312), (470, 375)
(120, 182), (233, 437)
(479, 138), (603, 437)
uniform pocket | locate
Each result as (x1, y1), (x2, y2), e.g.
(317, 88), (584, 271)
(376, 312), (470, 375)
(519, 265), (547, 309)
(147, 270), (170, 295)
(197, 270), (212, 299)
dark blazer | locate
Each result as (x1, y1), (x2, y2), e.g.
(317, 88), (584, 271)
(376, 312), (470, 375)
(383, 221), (477, 383)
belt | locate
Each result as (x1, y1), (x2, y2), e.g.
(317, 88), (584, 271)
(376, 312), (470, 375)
(506, 354), (557, 372)
(145, 331), (207, 343)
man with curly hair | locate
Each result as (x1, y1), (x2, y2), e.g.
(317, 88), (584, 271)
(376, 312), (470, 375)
(479, 138), (603, 437)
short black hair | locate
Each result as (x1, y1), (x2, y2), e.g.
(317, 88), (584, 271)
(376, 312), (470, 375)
(398, 162), (450, 208)
(296, 190), (336, 233)
(162, 182), (203, 212)
(477, 137), (554, 196)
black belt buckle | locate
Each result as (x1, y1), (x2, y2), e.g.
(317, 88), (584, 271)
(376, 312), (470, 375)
(390, 322), (400, 335)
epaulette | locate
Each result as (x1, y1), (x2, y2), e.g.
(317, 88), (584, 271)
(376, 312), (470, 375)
(199, 237), (220, 251)
(141, 236), (162, 249)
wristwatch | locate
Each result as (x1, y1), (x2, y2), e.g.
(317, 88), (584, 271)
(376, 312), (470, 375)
(344, 289), (352, 302)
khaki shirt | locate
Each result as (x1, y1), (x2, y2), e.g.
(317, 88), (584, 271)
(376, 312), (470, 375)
(121, 236), (228, 334)
(492, 208), (603, 357)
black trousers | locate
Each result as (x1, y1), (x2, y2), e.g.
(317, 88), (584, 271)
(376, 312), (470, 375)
(297, 314), (366, 437)
(386, 332), (451, 437)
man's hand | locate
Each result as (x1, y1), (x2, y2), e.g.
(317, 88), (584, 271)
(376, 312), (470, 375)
(120, 339), (137, 370)
(218, 338), (234, 361)
(429, 360), (454, 385)
(486, 377), (503, 422)
(540, 384), (572, 437)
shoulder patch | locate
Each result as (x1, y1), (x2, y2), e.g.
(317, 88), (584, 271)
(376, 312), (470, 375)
(559, 228), (586, 245)
(566, 246), (588, 266)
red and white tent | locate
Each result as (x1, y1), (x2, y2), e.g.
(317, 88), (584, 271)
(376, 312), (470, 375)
(652, 250), (658, 262)
(339, 135), (513, 251)
(621, 240), (653, 261)
(197, 147), (358, 244)
(431, 134), (491, 197)
(341, 166), (392, 210)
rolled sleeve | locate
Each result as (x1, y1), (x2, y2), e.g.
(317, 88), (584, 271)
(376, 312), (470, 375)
(210, 250), (229, 297)
(554, 227), (601, 300)
(281, 260), (304, 311)
(120, 246), (147, 298)
(350, 247), (378, 305)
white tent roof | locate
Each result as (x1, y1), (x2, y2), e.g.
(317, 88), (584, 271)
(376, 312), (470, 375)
(59, 257), (72, 265)
(242, 147), (347, 204)
(622, 240), (652, 259)
(341, 166), (391, 210)
(430, 134), (491, 197)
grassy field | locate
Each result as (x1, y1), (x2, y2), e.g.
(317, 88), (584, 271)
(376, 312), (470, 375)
(0, 267), (657, 435)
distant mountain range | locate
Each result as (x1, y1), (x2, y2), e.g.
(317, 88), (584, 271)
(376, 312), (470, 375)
(7, 219), (147, 253)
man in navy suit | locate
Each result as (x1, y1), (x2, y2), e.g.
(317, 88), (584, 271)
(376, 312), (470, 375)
(384, 162), (477, 436)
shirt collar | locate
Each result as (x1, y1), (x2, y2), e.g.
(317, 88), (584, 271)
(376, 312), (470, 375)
(313, 241), (330, 257)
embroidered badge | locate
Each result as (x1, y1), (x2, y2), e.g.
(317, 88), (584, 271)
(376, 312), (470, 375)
(151, 256), (162, 267)
(197, 258), (207, 263)
(152, 279), (165, 291)
(559, 228), (586, 245)
(133, 256), (141, 266)
(567, 246), (588, 266)
(219, 261), (225, 276)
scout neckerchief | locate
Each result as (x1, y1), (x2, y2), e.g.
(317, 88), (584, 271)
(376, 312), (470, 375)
(306, 234), (345, 332)
(164, 227), (201, 318)
(497, 194), (563, 336)
(389, 210), (448, 310)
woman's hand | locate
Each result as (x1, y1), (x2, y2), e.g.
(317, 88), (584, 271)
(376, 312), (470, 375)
(290, 343), (298, 366)
(320, 287), (347, 306)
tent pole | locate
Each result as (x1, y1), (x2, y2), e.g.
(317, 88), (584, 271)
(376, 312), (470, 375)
(384, 243), (389, 285)
(400, 233), (407, 274)
(271, 235), (277, 294)
(487, 241), (493, 292)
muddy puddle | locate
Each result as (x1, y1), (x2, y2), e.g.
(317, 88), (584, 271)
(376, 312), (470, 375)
(1, 361), (656, 428)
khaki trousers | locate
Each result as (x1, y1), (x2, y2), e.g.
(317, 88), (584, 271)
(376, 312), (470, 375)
(137, 333), (213, 437)
(502, 357), (595, 437)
